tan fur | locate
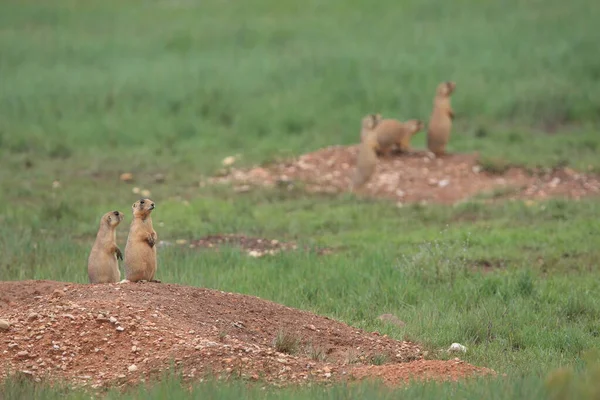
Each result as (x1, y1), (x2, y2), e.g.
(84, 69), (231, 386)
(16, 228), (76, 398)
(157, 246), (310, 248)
(371, 118), (424, 156)
(351, 134), (380, 191)
(124, 198), (158, 282)
(360, 113), (382, 142)
(88, 210), (124, 284)
(427, 81), (456, 157)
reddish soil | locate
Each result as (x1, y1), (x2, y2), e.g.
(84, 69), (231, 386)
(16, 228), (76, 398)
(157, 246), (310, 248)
(159, 234), (333, 257)
(0, 280), (493, 391)
(207, 146), (600, 204)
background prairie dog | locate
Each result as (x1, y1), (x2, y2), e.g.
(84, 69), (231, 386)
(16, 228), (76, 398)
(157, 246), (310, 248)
(427, 81), (456, 157)
(371, 118), (424, 156)
(351, 134), (380, 191)
(88, 210), (124, 284)
(360, 113), (382, 142)
(124, 198), (158, 283)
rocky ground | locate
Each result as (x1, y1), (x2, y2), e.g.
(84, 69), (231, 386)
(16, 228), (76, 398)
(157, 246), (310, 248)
(0, 280), (494, 391)
(208, 146), (600, 205)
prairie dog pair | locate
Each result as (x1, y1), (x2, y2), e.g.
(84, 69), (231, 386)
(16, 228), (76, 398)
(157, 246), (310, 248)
(87, 198), (158, 284)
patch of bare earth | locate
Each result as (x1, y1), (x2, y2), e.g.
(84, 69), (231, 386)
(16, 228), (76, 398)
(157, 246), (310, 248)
(0, 280), (493, 390)
(158, 234), (333, 258)
(208, 146), (600, 204)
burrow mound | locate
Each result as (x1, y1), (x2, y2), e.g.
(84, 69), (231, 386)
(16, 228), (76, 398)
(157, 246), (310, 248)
(0, 280), (493, 390)
(158, 234), (334, 258)
(208, 146), (600, 204)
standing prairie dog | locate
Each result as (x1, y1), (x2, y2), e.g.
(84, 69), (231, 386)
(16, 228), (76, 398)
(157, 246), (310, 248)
(88, 210), (125, 284)
(124, 198), (158, 283)
(360, 113), (383, 142)
(351, 133), (380, 191)
(427, 81), (456, 157)
(370, 118), (424, 156)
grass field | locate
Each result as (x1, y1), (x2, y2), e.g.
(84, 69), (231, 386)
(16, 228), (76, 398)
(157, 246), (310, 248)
(1, 0), (600, 398)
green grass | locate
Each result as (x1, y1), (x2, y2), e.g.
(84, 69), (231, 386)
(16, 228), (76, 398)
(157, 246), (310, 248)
(1, 0), (600, 398)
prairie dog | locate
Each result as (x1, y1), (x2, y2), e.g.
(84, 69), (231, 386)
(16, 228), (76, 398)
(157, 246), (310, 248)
(427, 81), (456, 157)
(351, 134), (380, 191)
(371, 118), (424, 156)
(124, 198), (158, 283)
(88, 210), (124, 284)
(360, 113), (383, 142)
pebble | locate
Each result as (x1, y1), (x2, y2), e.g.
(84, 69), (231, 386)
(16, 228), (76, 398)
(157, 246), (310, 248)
(128, 364), (138, 372)
(448, 343), (467, 353)
(27, 313), (39, 321)
(116, 326), (125, 332)
(0, 319), (10, 331)
(120, 173), (134, 183)
(109, 316), (118, 324)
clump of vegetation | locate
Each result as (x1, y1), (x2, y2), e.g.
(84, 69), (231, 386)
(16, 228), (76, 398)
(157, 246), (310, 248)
(478, 156), (512, 175)
(273, 330), (300, 355)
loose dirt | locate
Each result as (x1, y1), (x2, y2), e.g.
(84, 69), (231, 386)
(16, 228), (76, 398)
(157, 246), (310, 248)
(159, 234), (333, 258)
(208, 146), (600, 204)
(0, 280), (494, 391)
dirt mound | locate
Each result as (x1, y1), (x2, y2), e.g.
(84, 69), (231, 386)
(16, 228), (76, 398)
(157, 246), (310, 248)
(0, 280), (492, 390)
(159, 234), (333, 257)
(208, 146), (600, 204)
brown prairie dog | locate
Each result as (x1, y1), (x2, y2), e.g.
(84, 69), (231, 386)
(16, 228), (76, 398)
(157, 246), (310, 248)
(360, 113), (382, 142)
(371, 118), (424, 156)
(427, 81), (456, 157)
(88, 210), (125, 284)
(124, 198), (158, 283)
(351, 134), (380, 191)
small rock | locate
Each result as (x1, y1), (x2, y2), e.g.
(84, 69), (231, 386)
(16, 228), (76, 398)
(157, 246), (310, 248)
(109, 316), (118, 324)
(0, 319), (10, 331)
(128, 364), (138, 372)
(307, 324), (316, 331)
(448, 343), (467, 353)
(222, 156), (237, 167)
(62, 314), (75, 320)
(438, 179), (450, 188)
(154, 173), (166, 184)
(116, 326), (125, 332)
(120, 173), (134, 183)
(248, 250), (262, 258)
(377, 314), (406, 327)
(17, 351), (29, 358)
(27, 313), (39, 321)
(52, 290), (64, 298)
(324, 373), (332, 378)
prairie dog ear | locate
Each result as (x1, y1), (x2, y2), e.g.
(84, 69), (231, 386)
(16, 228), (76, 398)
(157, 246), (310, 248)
(132, 202), (137, 209)
(107, 215), (112, 222)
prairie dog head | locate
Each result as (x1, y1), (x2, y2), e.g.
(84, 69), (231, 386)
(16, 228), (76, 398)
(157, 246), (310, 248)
(132, 198), (156, 219)
(405, 119), (424, 134)
(102, 210), (124, 229)
(361, 113), (382, 130)
(436, 81), (456, 97)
